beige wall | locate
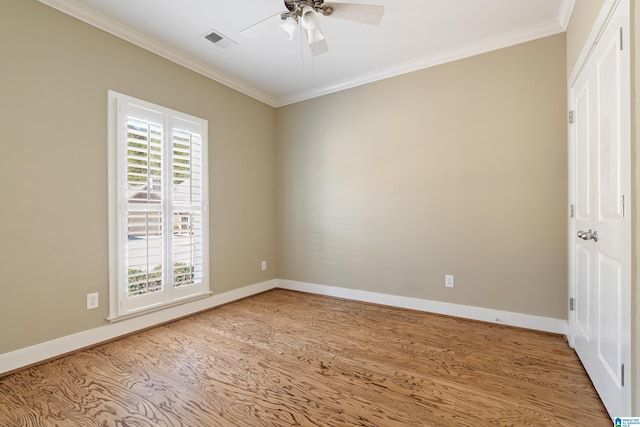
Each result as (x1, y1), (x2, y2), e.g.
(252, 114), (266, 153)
(0, 1), (277, 354)
(3, 1), (633, 413)
(277, 34), (568, 319)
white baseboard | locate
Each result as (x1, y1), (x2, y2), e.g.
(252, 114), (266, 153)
(277, 279), (569, 335)
(1, 278), (569, 376)
(0, 279), (278, 376)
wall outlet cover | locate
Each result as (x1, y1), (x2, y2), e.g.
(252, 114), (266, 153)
(445, 275), (455, 288)
(87, 293), (99, 310)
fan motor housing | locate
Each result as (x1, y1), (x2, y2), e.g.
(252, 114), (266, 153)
(284, 0), (327, 13)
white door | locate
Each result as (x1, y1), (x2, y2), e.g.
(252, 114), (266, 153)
(571, 56), (594, 379)
(569, 0), (631, 418)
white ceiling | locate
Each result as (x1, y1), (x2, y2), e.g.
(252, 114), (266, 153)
(39, 0), (574, 107)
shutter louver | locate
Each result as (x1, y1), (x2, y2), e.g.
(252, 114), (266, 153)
(111, 91), (208, 318)
(171, 123), (203, 288)
(125, 115), (164, 298)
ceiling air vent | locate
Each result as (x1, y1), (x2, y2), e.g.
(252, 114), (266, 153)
(204, 29), (238, 50)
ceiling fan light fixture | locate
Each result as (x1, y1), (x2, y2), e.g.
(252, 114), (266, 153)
(300, 5), (324, 45)
(304, 26), (325, 45)
(278, 16), (298, 40)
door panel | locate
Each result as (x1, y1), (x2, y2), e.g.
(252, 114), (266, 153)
(574, 78), (591, 220)
(597, 18), (623, 220)
(570, 0), (630, 418)
(572, 58), (594, 372)
(592, 0), (628, 412)
(596, 254), (621, 383)
(575, 246), (591, 346)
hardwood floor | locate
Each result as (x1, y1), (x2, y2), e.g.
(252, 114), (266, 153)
(0, 289), (610, 426)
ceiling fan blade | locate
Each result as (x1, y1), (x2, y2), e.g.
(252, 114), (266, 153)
(325, 3), (384, 25)
(309, 39), (329, 56)
(240, 12), (283, 38)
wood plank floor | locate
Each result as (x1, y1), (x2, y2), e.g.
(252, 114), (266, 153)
(0, 289), (610, 426)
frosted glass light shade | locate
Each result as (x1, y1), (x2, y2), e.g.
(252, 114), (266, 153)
(278, 16), (297, 40)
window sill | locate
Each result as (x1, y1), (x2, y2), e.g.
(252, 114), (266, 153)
(106, 291), (213, 323)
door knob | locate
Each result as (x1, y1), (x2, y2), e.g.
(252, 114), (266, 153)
(577, 229), (598, 242)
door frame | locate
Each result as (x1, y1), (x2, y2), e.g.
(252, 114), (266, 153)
(567, 0), (632, 417)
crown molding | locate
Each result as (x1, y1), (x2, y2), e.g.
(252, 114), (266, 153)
(558, 0), (576, 30)
(275, 19), (566, 107)
(38, 0), (571, 109)
(37, 0), (279, 107)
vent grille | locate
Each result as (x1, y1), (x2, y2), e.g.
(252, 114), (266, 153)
(204, 29), (238, 50)
(204, 32), (223, 44)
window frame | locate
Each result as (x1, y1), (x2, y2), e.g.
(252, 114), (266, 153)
(107, 90), (210, 321)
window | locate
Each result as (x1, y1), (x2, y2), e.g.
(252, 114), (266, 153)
(108, 91), (209, 319)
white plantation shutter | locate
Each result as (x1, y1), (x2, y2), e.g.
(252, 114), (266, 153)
(109, 91), (209, 318)
(170, 119), (204, 292)
(125, 111), (164, 303)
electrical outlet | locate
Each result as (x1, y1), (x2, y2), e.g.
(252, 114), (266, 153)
(87, 292), (99, 310)
(261, 260), (267, 271)
(445, 275), (454, 288)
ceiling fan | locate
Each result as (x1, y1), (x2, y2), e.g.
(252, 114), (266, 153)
(240, 0), (385, 56)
